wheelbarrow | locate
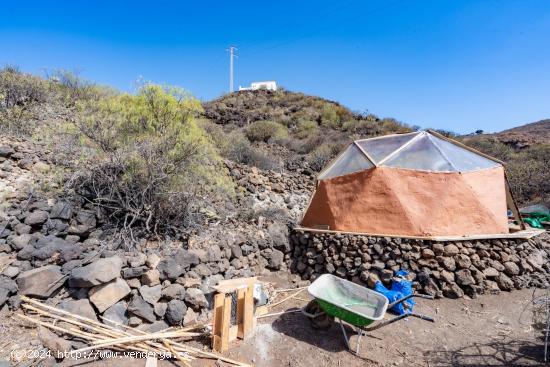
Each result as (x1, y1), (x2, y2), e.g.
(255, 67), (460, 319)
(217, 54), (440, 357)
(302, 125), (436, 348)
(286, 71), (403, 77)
(302, 274), (435, 354)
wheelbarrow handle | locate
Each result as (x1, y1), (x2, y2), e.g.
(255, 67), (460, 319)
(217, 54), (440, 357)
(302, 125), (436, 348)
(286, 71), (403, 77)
(388, 293), (434, 309)
(363, 312), (435, 332)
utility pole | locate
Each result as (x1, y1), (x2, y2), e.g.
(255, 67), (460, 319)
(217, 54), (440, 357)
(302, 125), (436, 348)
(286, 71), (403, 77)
(226, 46), (237, 93)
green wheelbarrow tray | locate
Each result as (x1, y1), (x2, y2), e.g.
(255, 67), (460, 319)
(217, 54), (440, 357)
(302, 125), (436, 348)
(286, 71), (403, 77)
(303, 274), (435, 354)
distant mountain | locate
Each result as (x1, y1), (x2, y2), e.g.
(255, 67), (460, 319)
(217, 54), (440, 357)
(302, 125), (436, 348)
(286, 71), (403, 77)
(495, 119), (550, 148)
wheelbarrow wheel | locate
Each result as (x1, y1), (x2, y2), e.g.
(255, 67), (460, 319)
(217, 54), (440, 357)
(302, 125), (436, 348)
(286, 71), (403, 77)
(305, 300), (334, 330)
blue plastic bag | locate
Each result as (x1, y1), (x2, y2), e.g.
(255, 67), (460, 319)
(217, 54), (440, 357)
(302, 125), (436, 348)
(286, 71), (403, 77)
(373, 269), (414, 315)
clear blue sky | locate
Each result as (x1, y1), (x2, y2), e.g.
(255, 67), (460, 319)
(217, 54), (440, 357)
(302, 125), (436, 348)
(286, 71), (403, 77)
(1, 0), (549, 134)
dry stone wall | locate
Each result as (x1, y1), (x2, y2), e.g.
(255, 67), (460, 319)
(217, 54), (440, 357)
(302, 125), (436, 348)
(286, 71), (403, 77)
(290, 230), (550, 298)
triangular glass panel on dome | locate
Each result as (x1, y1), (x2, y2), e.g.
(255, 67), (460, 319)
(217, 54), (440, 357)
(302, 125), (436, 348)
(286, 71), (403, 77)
(383, 133), (456, 171)
(318, 143), (374, 180)
(355, 132), (419, 163)
(429, 134), (500, 172)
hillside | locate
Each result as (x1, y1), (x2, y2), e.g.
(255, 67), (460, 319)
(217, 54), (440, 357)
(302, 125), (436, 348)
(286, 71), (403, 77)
(461, 121), (550, 206)
(202, 89), (414, 172)
(494, 119), (550, 148)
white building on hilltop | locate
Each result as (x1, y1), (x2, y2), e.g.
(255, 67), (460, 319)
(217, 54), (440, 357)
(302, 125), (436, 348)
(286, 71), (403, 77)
(239, 81), (277, 91)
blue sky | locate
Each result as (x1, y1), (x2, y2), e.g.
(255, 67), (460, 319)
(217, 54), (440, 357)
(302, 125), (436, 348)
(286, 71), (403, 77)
(1, 0), (549, 134)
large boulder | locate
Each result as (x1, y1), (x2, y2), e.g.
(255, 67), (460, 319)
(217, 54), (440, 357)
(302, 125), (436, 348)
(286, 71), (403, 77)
(157, 250), (199, 280)
(0, 145), (15, 158)
(69, 257), (123, 287)
(268, 222), (291, 253)
(58, 299), (98, 322)
(89, 278), (131, 313)
(17, 265), (65, 298)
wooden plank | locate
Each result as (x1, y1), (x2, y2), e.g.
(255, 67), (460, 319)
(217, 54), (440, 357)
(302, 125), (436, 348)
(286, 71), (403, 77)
(236, 288), (246, 339)
(294, 226), (545, 241)
(242, 285), (254, 339)
(214, 277), (257, 294)
(220, 295), (232, 352)
(211, 293), (225, 352)
(504, 169), (526, 230)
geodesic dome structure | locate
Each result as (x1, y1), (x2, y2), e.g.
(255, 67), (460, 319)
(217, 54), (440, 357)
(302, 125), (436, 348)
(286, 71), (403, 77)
(301, 130), (521, 237)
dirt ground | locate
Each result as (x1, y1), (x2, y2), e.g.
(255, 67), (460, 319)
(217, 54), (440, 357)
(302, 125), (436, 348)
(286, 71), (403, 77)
(0, 287), (548, 367)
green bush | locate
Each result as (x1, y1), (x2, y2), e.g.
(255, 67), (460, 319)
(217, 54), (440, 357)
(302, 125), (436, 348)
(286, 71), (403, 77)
(294, 119), (318, 139)
(307, 142), (345, 171)
(245, 120), (288, 142)
(0, 66), (48, 134)
(320, 104), (341, 128)
(69, 83), (234, 236)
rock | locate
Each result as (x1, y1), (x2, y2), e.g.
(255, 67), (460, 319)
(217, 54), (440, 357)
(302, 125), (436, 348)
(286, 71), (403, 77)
(456, 254), (472, 269)
(230, 244), (243, 259)
(69, 257), (123, 287)
(0, 288), (9, 307)
(75, 211), (96, 229)
(2, 266), (19, 278)
(267, 249), (284, 270)
(440, 257), (456, 271)
(128, 295), (156, 323)
(146, 253), (161, 269)
(268, 222), (291, 252)
(183, 308), (198, 326)
(440, 270), (455, 284)
(161, 284), (186, 300)
(455, 269), (475, 286)
(17, 265), (65, 298)
(165, 300), (187, 326)
(9, 234), (31, 250)
(24, 210), (49, 226)
(89, 278), (131, 313)
(184, 288), (208, 310)
(443, 244), (459, 256)
(141, 269), (160, 286)
(483, 267), (499, 278)
(145, 320), (170, 333)
(139, 285), (162, 305)
(157, 250), (199, 280)
(14, 223), (31, 235)
(103, 301), (129, 328)
(503, 262), (520, 276)
(127, 278), (141, 288)
(206, 245), (223, 262)
(497, 274), (514, 291)
(32, 162), (50, 173)
(50, 201), (73, 220)
(58, 299), (98, 322)
(0, 146), (15, 158)
(367, 273), (379, 288)
(128, 253), (147, 268)
(128, 316), (142, 327)
(39, 326), (72, 355)
(154, 302), (168, 317)
(122, 266), (148, 279)
(422, 249), (435, 259)
(442, 282), (464, 299)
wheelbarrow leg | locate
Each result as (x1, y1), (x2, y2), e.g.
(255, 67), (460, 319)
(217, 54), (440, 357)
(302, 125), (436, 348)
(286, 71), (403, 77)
(338, 319), (364, 354)
(337, 319), (351, 351)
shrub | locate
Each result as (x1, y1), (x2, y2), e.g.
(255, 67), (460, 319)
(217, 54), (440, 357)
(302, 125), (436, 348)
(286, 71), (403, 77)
(68, 83), (234, 238)
(0, 66), (48, 134)
(294, 119), (318, 139)
(320, 104), (340, 128)
(245, 120), (288, 142)
(307, 142), (345, 172)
